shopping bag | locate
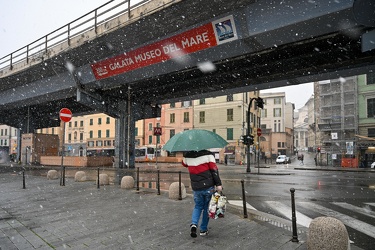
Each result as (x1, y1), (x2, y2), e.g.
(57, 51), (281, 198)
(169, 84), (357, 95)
(208, 191), (227, 219)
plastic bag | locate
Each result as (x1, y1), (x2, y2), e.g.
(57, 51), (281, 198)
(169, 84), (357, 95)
(208, 192), (227, 219)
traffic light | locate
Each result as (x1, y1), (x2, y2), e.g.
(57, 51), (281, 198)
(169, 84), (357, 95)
(256, 97), (264, 109)
(240, 135), (245, 145)
(317, 147), (321, 153)
(247, 135), (254, 145)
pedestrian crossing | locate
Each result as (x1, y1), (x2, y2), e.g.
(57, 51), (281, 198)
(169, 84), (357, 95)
(263, 200), (375, 240)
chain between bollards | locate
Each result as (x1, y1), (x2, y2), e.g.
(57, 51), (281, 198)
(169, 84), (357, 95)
(241, 180), (248, 218)
(290, 188), (299, 242)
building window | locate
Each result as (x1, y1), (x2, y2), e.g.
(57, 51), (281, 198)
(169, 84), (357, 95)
(227, 109), (233, 121)
(80, 133), (83, 141)
(98, 118), (102, 125)
(170, 113), (175, 123)
(367, 98), (375, 118)
(69, 122), (72, 127)
(68, 133), (72, 141)
(156, 135), (160, 144)
(227, 128), (233, 140)
(90, 119), (93, 125)
(261, 109), (267, 118)
(80, 121), (84, 127)
(184, 112), (189, 123)
(274, 98), (281, 104)
(89, 131), (93, 138)
(88, 141), (94, 147)
(106, 117), (110, 124)
(148, 135), (153, 144)
(368, 128), (375, 137)
(199, 111), (205, 123)
(170, 129), (175, 138)
(104, 140), (111, 146)
(227, 94), (233, 102)
(274, 108), (281, 117)
(170, 102), (175, 108)
(135, 127), (138, 136)
(367, 73), (375, 85)
(199, 99), (205, 105)
(106, 129), (110, 138)
(74, 131), (77, 140)
(182, 101), (191, 107)
(98, 130), (102, 138)
(96, 140), (103, 147)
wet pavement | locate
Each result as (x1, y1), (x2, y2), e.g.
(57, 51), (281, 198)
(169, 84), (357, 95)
(0, 153), (372, 249)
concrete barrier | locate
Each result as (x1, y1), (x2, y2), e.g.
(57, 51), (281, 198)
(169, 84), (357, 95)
(121, 176), (134, 189)
(98, 173), (109, 186)
(168, 182), (186, 200)
(74, 171), (87, 182)
(307, 216), (350, 250)
(47, 170), (58, 180)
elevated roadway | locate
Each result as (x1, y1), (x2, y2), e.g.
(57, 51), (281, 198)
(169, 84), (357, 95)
(0, 0), (374, 166)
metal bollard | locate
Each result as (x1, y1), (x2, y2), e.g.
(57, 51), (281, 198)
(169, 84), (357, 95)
(178, 171), (182, 200)
(136, 167), (139, 191)
(241, 180), (248, 218)
(22, 170), (26, 189)
(97, 167), (100, 189)
(63, 166), (65, 186)
(290, 188), (299, 242)
(157, 170), (160, 195)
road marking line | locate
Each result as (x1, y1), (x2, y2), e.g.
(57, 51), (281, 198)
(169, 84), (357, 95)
(332, 202), (375, 219)
(365, 202), (375, 207)
(228, 200), (257, 210)
(265, 201), (312, 228)
(298, 202), (375, 239)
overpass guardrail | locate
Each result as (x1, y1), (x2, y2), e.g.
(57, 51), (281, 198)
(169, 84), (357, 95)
(0, 0), (161, 73)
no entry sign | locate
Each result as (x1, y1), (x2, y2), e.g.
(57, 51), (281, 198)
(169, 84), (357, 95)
(59, 108), (72, 122)
(257, 128), (262, 136)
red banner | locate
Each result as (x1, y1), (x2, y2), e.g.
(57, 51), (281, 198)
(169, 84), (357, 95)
(91, 23), (217, 80)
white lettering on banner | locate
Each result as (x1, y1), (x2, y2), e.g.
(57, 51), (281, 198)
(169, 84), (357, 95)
(135, 49), (162, 62)
(181, 32), (209, 48)
(109, 58), (134, 70)
(163, 43), (181, 54)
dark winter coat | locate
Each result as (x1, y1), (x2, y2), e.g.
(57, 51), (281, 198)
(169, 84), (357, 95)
(182, 150), (222, 191)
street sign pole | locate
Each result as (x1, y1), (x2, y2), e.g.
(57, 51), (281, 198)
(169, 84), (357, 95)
(59, 108), (72, 186)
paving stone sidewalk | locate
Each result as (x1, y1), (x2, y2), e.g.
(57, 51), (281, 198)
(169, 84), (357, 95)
(0, 172), (307, 250)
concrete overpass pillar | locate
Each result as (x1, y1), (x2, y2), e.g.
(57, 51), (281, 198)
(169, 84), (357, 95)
(116, 100), (136, 169)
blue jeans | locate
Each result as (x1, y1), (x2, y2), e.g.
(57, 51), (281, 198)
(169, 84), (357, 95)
(191, 187), (214, 231)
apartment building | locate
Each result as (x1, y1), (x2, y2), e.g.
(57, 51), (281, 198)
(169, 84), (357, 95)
(259, 92), (294, 158)
(193, 92), (260, 164)
(356, 73), (375, 167)
(314, 76), (358, 166)
(0, 124), (18, 162)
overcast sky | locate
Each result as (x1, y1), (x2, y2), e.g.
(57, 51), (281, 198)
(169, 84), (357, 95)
(0, 0), (314, 109)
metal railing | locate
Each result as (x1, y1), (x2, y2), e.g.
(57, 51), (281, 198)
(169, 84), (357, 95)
(0, 0), (154, 72)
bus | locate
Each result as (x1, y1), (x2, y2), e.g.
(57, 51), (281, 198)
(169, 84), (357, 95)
(135, 146), (155, 161)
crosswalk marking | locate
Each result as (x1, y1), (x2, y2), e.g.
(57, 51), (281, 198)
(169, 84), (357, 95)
(298, 202), (375, 239)
(332, 202), (375, 219)
(228, 200), (257, 210)
(365, 202), (375, 207)
(264, 201), (312, 228)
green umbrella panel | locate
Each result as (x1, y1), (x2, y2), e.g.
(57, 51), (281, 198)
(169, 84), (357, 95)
(162, 129), (228, 152)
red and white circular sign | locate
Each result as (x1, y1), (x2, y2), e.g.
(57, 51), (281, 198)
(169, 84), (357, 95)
(59, 108), (72, 122)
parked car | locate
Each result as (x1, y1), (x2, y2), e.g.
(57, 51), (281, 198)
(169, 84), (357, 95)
(276, 155), (290, 164)
(371, 162), (375, 168)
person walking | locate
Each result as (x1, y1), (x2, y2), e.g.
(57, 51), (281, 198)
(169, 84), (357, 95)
(300, 154), (304, 165)
(182, 150), (223, 238)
